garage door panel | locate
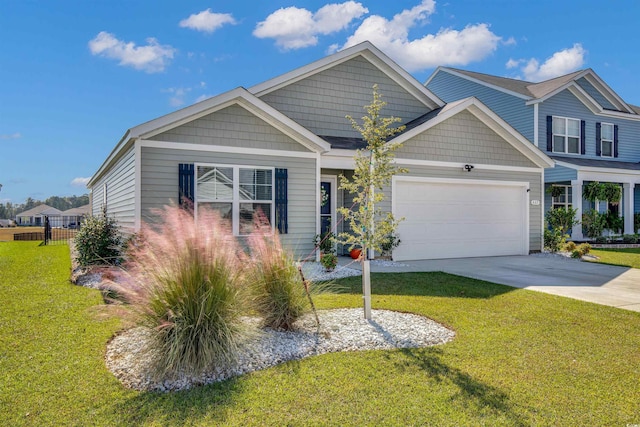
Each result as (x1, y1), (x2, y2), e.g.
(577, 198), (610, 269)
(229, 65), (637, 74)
(393, 180), (527, 261)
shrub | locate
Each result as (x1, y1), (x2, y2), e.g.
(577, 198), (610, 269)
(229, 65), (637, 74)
(544, 227), (568, 253)
(564, 241), (577, 252)
(321, 252), (338, 271)
(603, 211), (623, 234)
(74, 211), (123, 266)
(622, 234), (638, 244)
(380, 232), (401, 258)
(595, 236), (608, 244)
(582, 209), (606, 239)
(571, 249), (582, 259)
(578, 243), (591, 255)
(314, 231), (336, 254)
(546, 207), (579, 235)
(247, 226), (312, 331)
(115, 205), (248, 378)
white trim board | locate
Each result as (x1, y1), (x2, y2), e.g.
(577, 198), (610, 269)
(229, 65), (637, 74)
(139, 140), (318, 159)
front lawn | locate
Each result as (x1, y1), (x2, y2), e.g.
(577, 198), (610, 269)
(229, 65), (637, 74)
(1, 241), (639, 426)
(589, 247), (640, 269)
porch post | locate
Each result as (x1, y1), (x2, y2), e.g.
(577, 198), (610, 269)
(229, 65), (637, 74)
(623, 183), (635, 235)
(571, 180), (584, 240)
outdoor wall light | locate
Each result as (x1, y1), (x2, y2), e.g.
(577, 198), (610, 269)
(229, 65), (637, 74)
(464, 164), (474, 172)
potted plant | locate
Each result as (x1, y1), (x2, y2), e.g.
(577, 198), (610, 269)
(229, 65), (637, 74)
(350, 248), (362, 259)
(314, 231), (336, 255)
(321, 252), (338, 271)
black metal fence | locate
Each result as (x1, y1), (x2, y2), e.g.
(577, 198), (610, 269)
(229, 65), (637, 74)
(13, 215), (81, 245)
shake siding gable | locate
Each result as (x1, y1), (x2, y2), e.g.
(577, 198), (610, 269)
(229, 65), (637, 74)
(427, 71), (534, 142)
(395, 110), (537, 168)
(153, 104), (310, 152)
(539, 90), (640, 161)
(91, 146), (136, 231)
(140, 147), (316, 257)
(259, 56), (429, 138)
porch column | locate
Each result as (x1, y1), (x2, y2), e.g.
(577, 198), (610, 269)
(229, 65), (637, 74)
(624, 183), (635, 235)
(571, 180), (584, 240)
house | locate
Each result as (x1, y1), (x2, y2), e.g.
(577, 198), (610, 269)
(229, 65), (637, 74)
(60, 204), (90, 228)
(426, 67), (640, 240)
(88, 41), (552, 261)
(15, 204), (62, 227)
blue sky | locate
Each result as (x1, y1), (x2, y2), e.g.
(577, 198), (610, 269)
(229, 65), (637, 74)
(1, 0), (639, 204)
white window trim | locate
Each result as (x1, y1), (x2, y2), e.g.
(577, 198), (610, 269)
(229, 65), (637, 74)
(552, 116), (581, 155)
(600, 122), (614, 158)
(551, 185), (572, 209)
(194, 163), (275, 236)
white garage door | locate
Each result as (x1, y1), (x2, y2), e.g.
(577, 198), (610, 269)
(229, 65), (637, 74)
(393, 178), (528, 261)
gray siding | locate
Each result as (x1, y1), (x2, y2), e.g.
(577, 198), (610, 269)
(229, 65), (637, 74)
(153, 104), (310, 152)
(140, 147), (316, 257)
(396, 110), (537, 168)
(576, 77), (616, 110)
(538, 90), (640, 162)
(90, 146), (136, 231)
(544, 164), (577, 183)
(384, 166), (543, 252)
(427, 71), (534, 142)
(260, 55), (429, 138)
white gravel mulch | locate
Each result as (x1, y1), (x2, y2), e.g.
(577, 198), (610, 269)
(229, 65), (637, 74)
(106, 308), (455, 392)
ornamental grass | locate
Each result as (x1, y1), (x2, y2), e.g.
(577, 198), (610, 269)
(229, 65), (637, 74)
(116, 205), (248, 378)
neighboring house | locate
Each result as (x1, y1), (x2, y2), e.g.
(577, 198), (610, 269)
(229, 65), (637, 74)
(426, 67), (640, 239)
(15, 204), (62, 226)
(88, 42), (552, 261)
(60, 204), (90, 228)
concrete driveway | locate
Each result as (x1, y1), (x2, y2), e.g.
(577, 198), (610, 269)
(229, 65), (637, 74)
(362, 255), (640, 312)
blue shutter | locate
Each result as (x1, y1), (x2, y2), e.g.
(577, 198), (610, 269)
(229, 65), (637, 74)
(595, 122), (601, 156)
(178, 163), (195, 208)
(275, 168), (288, 234)
(580, 120), (586, 155)
(614, 125), (619, 157)
(546, 116), (553, 151)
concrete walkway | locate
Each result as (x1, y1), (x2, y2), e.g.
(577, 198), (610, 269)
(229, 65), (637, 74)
(338, 255), (640, 312)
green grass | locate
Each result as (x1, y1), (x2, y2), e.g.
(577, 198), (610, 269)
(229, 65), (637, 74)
(590, 247), (640, 269)
(1, 241), (639, 426)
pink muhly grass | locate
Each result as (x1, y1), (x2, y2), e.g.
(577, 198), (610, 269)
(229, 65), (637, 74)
(246, 220), (311, 331)
(118, 205), (249, 378)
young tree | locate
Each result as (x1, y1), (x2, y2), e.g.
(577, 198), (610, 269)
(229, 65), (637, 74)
(338, 85), (407, 319)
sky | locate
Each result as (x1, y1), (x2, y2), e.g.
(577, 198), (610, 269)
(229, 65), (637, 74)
(1, 0), (640, 204)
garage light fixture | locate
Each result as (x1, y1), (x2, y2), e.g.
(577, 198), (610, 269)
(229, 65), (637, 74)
(464, 164), (474, 172)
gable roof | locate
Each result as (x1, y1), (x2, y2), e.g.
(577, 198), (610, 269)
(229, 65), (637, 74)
(550, 155), (640, 174)
(88, 87), (331, 187)
(17, 204), (62, 217)
(250, 41), (444, 110)
(61, 204), (91, 215)
(390, 97), (554, 169)
(430, 67), (636, 115)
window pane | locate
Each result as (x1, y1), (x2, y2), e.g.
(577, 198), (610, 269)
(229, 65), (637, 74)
(568, 137), (579, 153)
(198, 202), (232, 231)
(567, 119), (580, 137)
(197, 166), (233, 201)
(239, 168), (272, 201)
(552, 117), (565, 135)
(602, 140), (613, 157)
(553, 135), (565, 152)
(239, 203), (271, 234)
(601, 123), (613, 140)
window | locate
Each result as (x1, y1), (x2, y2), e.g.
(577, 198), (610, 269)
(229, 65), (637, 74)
(551, 186), (572, 209)
(600, 123), (614, 157)
(552, 117), (580, 154)
(196, 164), (273, 235)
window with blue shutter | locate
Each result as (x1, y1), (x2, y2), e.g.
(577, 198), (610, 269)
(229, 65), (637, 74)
(546, 116), (553, 151)
(178, 163), (195, 208)
(595, 122), (602, 156)
(275, 168), (288, 234)
(580, 120), (586, 154)
(614, 124), (619, 157)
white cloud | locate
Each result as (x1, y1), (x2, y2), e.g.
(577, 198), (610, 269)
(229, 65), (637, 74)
(162, 87), (193, 107)
(0, 132), (21, 140)
(505, 58), (521, 69)
(179, 9), (236, 33)
(71, 177), (91, 187)
(517, 44), (586, 82)
(338, 0), (501, 72)
(88, 31), (176, 73)
(254, 1), (368, 50)
(195, 94), (213, 103)
(503, 37), (517, 46)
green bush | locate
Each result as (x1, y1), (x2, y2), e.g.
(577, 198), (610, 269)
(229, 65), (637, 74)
(603, 211), (623, 234)
(74, 212), (123, 266)
(582, 209), (607, 239)
(314, 231), (336, 254)
(578, 243), (591, 255)
(380, 232), (401, 258)
(544, 227), (568, 253)
(115, 205), (247, 378)
(622, 234), (639, 244)
(595, 236), (608, 244)
(248, 229), (311, 330)
(546, 207), (580, 235)
(564, 241), (577, 252)
(321, 252), (338, 271)
(571, 249), (582, 259)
